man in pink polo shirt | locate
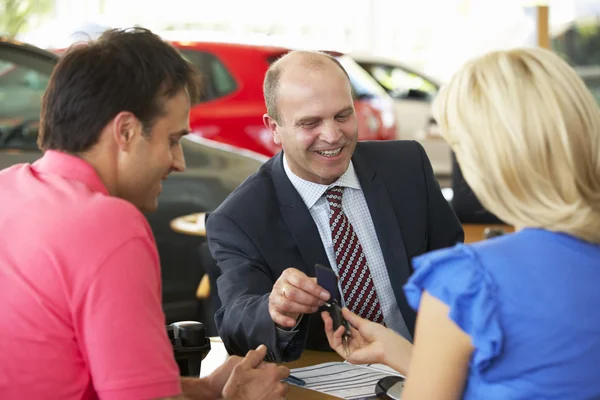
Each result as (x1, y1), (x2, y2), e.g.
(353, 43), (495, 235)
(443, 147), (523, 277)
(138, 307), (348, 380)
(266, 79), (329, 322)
(0, 28), (288, 400)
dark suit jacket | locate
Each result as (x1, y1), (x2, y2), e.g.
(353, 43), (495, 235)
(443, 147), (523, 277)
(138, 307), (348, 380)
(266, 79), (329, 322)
(450, 152), (504, 224)
(206, 140), (464, 362)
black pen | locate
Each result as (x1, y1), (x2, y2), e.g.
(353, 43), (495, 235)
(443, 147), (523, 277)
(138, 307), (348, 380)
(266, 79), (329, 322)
(283, 375), (306, 386)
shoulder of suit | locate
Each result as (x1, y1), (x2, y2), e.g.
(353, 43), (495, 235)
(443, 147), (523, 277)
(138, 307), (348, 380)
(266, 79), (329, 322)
(212, 157), (277, 215)
(356, 140), (423, 160)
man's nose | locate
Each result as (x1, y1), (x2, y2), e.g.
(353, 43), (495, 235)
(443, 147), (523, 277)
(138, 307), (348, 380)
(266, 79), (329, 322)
(319, 121), (343, 143)
(171, 150), (186, 173)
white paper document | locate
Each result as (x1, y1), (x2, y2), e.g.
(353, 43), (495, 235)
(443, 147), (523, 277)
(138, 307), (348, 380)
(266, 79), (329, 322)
(290, 361), (404, 399)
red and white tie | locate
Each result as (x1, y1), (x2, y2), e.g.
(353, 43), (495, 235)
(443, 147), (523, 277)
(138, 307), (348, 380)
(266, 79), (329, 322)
(326, 186), (384, 324)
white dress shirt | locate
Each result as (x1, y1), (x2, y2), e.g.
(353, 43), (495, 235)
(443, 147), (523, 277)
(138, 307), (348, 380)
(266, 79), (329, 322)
(283, 155), (411, 340)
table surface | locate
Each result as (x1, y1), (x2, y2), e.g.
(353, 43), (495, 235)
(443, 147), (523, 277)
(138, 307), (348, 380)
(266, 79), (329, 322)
(170, 212), (206, 237)
(463, 223), (514, 243)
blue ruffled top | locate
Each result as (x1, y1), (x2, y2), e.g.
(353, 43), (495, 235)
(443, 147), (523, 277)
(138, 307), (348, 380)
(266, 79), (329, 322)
(404, 228), (600, 399)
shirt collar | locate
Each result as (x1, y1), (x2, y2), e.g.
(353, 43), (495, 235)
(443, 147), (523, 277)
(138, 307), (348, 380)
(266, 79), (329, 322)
(33, 150), (110, 196)
(283, 153), (361, 209)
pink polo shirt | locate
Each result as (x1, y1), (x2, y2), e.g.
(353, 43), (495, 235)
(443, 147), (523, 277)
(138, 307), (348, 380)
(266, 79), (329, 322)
(0, 151), (181, 399)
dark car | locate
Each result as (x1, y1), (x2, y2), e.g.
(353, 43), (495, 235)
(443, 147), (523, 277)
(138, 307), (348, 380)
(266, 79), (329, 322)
(0, 37), (265, 323)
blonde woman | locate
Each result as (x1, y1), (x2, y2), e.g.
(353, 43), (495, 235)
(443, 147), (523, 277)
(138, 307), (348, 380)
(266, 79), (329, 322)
(323, 47), (600, 399)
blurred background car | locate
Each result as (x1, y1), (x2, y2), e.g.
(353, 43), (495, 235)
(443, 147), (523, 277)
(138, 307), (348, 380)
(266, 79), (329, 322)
(351, 53), (452, 182)
(351, 53), (440, 138)
(0, 37), (266, 324)
(575, 65), (600, 104)
(164, 37), (397, 157)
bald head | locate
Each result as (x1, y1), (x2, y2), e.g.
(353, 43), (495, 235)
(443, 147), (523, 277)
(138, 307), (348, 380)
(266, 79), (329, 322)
(263, 50), (352, 125)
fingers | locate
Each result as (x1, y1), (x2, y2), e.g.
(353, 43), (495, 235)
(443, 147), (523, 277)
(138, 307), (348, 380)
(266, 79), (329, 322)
(321, 310), (333, 333)
(322, 311), (346, 345)
(275, 365), (290, 380)
(332, 325), (346, 341)
(257, 362), (268, 369)
(331, 325), (347, 354)
(341, 307), (368, 328)
(221, 355), (243, 371)
(269, 309), (299, 328)
(278, 269), (330, 305)
(274, 381), (290, 400)
(321, 311), (348, 358)
(346, 349), (376, 365)
(321, 311), (335, 345)
(241, 344), (268, 369)
(224, 352), (290, 400)
(270, 290), (320, 314)
(286, 269), (330, 301)
(269, 268), (331, 327)
(263, 364), (290, 399)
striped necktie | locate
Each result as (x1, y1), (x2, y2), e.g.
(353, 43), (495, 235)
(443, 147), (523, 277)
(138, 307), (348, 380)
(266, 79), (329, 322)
(326, 186), (384, 323)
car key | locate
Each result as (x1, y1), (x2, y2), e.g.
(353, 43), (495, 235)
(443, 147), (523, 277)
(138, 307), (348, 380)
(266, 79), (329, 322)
(324, 299), (351, 357)
(314, 264), (351, 357)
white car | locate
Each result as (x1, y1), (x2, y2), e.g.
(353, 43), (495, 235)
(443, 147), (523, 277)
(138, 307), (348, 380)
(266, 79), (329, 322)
(351, 53), (452, 180)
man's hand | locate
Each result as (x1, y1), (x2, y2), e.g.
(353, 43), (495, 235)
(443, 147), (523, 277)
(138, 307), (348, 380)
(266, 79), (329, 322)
(269, 268), (331, 328)
(222, 344), (290, 400)
(200, 355), (243, 398)
(322, 308), (413, 376)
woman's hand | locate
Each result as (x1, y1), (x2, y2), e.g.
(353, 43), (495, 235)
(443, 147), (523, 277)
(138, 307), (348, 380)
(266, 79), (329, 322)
(322, 308), (413, 375)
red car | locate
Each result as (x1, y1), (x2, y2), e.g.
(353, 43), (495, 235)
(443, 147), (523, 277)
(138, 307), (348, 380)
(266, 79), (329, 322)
(170, 40), (397, 157)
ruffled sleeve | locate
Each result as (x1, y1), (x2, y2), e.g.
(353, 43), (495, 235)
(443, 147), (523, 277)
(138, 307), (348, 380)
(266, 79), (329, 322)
(403, 244), (503, 372)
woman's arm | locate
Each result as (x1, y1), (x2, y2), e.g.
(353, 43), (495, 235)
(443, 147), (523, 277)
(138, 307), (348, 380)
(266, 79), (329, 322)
(402, 291), (474, 400)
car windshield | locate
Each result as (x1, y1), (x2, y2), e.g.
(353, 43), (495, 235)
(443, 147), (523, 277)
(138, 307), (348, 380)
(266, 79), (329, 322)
(335, 55), (389, 99)
(0, 61), (49, 122)
(0, 46), (55, 149)
(365, 63), (438, 99)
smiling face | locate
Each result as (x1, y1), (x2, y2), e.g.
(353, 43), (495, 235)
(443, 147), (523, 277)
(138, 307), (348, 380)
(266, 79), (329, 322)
(264, 56), (358, 185)
(116, 89), (191, 213)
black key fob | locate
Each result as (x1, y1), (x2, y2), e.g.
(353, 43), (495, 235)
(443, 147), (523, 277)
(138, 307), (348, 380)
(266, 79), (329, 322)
(325, 299), (350, 337)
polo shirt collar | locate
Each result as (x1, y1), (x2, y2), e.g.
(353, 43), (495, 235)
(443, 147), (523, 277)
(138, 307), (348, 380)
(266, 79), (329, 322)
(33, 150), (110, 196)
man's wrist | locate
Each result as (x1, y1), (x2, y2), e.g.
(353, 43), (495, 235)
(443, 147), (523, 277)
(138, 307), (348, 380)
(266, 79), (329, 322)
(180, 377), (221, 400)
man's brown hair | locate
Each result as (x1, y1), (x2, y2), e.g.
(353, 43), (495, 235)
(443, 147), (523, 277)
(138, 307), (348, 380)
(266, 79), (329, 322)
(39, 27), (202, 152)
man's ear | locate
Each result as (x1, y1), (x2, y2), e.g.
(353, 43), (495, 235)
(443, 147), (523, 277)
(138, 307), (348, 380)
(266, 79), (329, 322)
(263, 113), (281, 146)
(111, 111), (141, 150)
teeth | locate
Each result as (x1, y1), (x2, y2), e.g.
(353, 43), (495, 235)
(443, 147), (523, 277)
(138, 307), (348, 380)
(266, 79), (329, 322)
(318, 148), (342, 157)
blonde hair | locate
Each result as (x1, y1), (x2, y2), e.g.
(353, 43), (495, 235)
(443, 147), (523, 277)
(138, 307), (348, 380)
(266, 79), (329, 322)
(433, 47), (600, 243)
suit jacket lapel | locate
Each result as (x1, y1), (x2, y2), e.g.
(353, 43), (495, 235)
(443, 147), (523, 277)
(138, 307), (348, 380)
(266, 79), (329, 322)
(352, 148), (412, 302)
(271, 152), (331, 277)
